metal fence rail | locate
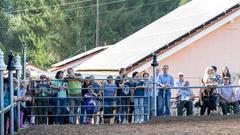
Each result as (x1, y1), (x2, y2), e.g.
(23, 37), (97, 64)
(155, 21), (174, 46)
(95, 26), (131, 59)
(20, 78), (240, 125)
(0, 50), (23, 135)
(1, 49), (240, 134)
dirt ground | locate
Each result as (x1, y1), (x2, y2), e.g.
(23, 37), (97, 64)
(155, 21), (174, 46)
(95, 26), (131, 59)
(16, 115), (240, 135)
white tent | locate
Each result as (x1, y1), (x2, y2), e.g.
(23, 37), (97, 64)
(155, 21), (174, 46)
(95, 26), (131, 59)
(74, 0), (240, 72)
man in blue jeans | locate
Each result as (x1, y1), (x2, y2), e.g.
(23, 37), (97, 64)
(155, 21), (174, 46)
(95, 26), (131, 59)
(157, 64), (174, 116)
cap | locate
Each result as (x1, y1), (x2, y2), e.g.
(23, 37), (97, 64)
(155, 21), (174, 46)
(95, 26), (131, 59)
(40, 74), (47, 79)
(107, 75), (113, 79)
(178, 72), (184, 76)
(223, 76), (230, 80)
(163, 64), (169, 69)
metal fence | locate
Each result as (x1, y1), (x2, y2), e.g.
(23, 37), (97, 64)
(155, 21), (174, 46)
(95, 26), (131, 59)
(26, 95), (151, 124)
(23, 79), (152, 125)
(19, 79), (240, 125)
(0, 50), (22, 135)
(1, 49), (240, 135)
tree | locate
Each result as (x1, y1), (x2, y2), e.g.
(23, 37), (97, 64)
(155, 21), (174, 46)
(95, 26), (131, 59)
(1, 0), (184, 69)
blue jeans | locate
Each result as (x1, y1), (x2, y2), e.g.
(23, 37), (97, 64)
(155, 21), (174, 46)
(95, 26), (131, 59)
(157, 89), (171, 116)
(134, 97), (144, 123)
(58, 98), (67, 124)
(177, 100), (193, 116)
(68, 96), (81, 124)
(49, 98), (58, 124)
(103, 99), (114, 118)
(80, 101), (86, 124)
(144, 96), (152, 121)
(121, 97), (130, 122)
(115, 97), (121, 123)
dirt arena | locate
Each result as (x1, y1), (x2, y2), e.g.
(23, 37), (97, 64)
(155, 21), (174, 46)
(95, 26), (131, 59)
(16, 115), (240, 135)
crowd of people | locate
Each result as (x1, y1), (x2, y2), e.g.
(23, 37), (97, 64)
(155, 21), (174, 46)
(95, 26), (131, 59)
(3, 64), (240, 133)
(175, 66), (240, 116)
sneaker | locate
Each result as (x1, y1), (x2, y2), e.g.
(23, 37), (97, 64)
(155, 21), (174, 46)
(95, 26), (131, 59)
(123, 120), (128, 124)
(21, 124), (29, 129)
(210, 110), (220, 115)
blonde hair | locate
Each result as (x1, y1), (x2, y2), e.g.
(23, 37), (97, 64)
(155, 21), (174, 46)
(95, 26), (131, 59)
(202, 67), (213, 84)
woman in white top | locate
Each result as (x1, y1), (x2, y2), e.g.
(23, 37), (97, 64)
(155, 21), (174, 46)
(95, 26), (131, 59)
(202, 67), (213, 84)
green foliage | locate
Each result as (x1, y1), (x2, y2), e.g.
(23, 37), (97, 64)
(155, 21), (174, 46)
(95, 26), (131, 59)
(179, 0), (190, 6)
(0, 0), (185, 69)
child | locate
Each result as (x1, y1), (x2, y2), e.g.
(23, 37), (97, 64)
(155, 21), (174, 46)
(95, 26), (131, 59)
(19, 81), (28, 128)
(84, 85), (98, 124)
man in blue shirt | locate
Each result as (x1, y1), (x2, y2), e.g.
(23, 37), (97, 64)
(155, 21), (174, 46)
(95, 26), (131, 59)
(157, 64), (174, 116)
(103, 75), (117, 124)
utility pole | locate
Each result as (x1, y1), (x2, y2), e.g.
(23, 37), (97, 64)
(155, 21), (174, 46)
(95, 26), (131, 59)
(76, 0), (81, 48)
(96, 0), (100, 48)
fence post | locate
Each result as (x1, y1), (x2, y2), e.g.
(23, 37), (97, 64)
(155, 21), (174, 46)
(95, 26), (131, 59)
(15, 55), (22, 130)
(151, 53), (158, 117)
(0, 49), (7, 135)
(21, 42), (27, 80)
(7, 51), (16, 135)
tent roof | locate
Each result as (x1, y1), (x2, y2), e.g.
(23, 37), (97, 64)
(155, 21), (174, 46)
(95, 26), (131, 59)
(52, 46), (111, 67)
(74, 0), (240, 71)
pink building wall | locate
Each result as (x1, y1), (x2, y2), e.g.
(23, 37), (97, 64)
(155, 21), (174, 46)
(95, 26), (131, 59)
(144, 16), (240, 96)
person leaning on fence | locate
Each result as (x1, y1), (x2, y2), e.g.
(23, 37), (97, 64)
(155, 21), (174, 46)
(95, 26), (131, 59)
(128, 72), (138, 123)
(84, 85), (98, 124)
(24, 69), (36, 124)
(157, 64), (174, 116)
(143, 72), (152, 121)
(119, 74), (131, 124)
(35, 74), (51, 124)
(81, 76), (92, 124)
(89, 75), (101, 124)
(217, 76), (239, 115)
(47, 77), (58, 124)
(114, 68), (126, 124)
(199, 77), (218, 115)
(4, 78), (11, 134)
(65, 68), (83, 124)
(133, 73), (146, 123)
(19, 81), (29, 128)
(102, 75), (117, 124)
(4, 78), (32, 134)
(4, 78), (13, 133)
(176, 81), (195, 116)
(51, 71), (68, 124)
